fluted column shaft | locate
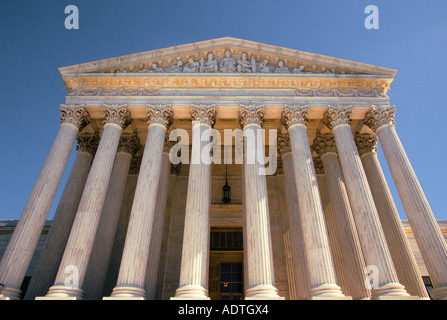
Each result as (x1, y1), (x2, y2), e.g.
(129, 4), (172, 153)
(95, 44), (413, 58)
(324, 105), (409, 299)
(144, 143), (170, 299)
(24, 133), (98, 300)
(278, 135), (310, 300)
(314, 133), (370, 300)
(281, 105), (344, 299)
(41, 105), (131, 299)
(109, 105), (173, 299)
(173, 105), (216, 299)
(240, 105), (281, 300)
(0, 105), (89, 300)
(83, 134), (140, 300)
(365, 105), (447, 300)
(356, 133), (428, 299)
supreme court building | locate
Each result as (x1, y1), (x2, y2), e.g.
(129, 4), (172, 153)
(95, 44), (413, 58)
(0, 37), (446, 300)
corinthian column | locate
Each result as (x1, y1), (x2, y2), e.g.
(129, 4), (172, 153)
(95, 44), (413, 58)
(355, 133), (429, 299)
(172, 105), (216, 300)
(281, 105), (345, 299)
(0, 104), (89, 300)
(83, 133), (141, 300)
(277, 134), (310, 300)
(365, 105), (447, 300)
(24, 133), (99, 300)
(323, 105), (409, 300)
(40, 104), (131, 300)
(239, 105), (282, 300)
(313, 132), (370, 300)
(108, 104), (173, 300)
(145, 138), (171, 299)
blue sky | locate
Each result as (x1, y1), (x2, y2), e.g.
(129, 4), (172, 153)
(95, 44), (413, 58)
(0, 0), (446, 221)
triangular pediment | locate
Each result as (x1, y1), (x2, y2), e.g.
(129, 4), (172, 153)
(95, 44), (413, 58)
(59, 37), (396, 77)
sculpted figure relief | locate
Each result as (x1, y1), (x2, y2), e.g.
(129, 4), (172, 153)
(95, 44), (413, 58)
(274, 60), (290, 73)
(123, 50), (348, 75)
(237, 52), (254, 73)
(201, 53), (219, 73)
(258, 59), (271, 73)
(169, 59), (184, 73)
(219, 50), (237, 72)
(183, 57), (200, 73)
(149, 62), (163, 73)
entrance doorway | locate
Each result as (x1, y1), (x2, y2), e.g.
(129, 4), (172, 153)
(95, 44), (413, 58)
(209, 227), (243, 300)
(220, 263), (243, 300)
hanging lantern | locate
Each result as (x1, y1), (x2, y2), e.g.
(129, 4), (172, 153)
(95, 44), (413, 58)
(222, 165), (231, 203)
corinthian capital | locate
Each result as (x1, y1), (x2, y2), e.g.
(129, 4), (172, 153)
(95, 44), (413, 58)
(364, 105), (396, 132)
(281, 105), (309, 130)
(146, 104), (173, 129)
(239, 104), (265, 128)
(117, 133), (141, 156)
(60, 104), (90, 130)
(102, 104), (131, 129)
(190, 104), (216, 127)
(313, 132), (337, 157)
(355, 133), (378, 155)
(277, 133), (292, 156)
(76, 132), (100, 155)
(323, 105), (352, 130)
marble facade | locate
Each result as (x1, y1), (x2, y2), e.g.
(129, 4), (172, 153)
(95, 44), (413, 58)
(0, 38), (446, 300)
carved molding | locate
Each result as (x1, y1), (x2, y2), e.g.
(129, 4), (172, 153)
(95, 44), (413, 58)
(364, 105), (396, 132)
(355, 133), (378, 155)
(239, 104), (265, 128)
(59, 104), (90, 129)
(102, 104), (131, 128)
(76, 132), (100, 155)
(281, 105), (309, 130)
(190, 104), (217, 127)
(277, 133), (292, 156)
(63, 77), (391, 93)
(313, 156), (324, 175)
(313, 132), (338, 156)
(117, 133), (141, 156)
(129, 156), (142, 174)
(146, 104), (173, 128)
(323, 105), (353, 130)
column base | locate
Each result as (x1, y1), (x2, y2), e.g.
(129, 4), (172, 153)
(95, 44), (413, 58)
(308, 283), (348, 299)
(108, 285), (146, 299)
(371, 283), (413, 300)
(37, 284), (83, 300)
(433, 284), (447, 300)
(171, 285), (210, 300)
(0, 285), (21, 300)
(245, 284), (284, 300)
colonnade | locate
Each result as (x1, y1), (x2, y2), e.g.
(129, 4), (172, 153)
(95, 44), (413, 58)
(0, 103), (446, 300)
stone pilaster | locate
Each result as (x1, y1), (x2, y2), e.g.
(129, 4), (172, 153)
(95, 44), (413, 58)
(324, 105), (409, 300)
(108, 104), (173, 299)
(240, 105), (282, 300)
(83, 133), (141, 300)
(277, 134), (310, 300)
(365, 105), (447, 299)
(24, 133), (99, 300)
(0, 104), (89, 300)
(40, 104), (131, 300)
(173, 105), (216, 300)
(313, 132), (370, 300)
(281, 105), (345, 299)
